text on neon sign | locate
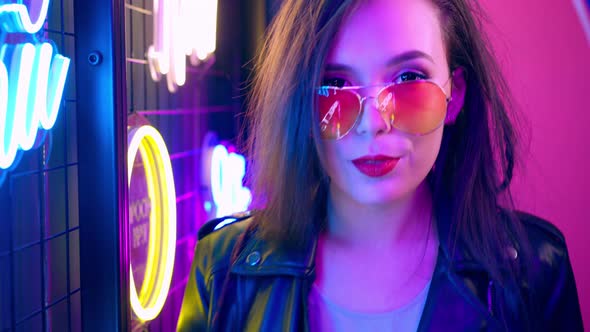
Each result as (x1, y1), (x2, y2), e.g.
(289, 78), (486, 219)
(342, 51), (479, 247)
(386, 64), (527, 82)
(130, 196), (152, 249)
(210, 145), (251, 218)
(0, 0), (71, 170)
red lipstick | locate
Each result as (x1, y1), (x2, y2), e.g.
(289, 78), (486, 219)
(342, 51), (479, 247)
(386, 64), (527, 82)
(352, 155), (399, 177)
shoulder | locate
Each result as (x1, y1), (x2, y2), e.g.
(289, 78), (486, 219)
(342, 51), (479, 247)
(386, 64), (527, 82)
(513, 210), (568, 260)
(509, 211), (574, 294)
(198, 211), (254, 241)
(193, 211), (254, 275)
(508, 212), (583, 329)
(515, 210), (565, 241)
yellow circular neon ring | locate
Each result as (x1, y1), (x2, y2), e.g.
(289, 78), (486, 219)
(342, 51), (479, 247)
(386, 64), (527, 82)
(127, 125), (177, 321)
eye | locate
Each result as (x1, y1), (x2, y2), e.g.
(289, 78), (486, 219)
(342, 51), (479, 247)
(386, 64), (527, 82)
(395, 71), (427, 83)
(321, 77), (349, 88)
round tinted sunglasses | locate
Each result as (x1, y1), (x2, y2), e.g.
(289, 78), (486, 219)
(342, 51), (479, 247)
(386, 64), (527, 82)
(316, 79), (451, 139)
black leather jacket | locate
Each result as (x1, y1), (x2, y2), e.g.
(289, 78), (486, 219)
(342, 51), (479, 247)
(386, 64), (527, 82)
(177, 211), (583, 331)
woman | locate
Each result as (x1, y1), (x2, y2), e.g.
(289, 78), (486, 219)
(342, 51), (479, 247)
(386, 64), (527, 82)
(177, 0), (583, 330)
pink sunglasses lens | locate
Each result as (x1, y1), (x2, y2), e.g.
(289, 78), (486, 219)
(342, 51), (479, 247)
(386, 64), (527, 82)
(317, 88), (361, 139)
(382, 81), (447, 135)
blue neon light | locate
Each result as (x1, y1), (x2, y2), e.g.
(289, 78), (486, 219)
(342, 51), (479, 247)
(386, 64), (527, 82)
(210, 145), (251, 218)
(0, 0), (71, 172)
(0, 0), (50, 34)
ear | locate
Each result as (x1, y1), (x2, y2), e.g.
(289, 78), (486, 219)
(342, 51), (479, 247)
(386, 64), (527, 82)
(445, 67), (466, 125)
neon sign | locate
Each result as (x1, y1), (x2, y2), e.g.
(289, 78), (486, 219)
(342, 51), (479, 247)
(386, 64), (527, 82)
(0, 0), (71, 171)
(201, 135), (251, 218)
(128, 124), (177, 322)
(147, 0), (218, 93)
(0, 1), (50, 34)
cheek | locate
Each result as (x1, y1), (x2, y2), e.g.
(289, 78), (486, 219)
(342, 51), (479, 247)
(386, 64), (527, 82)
(409, 128), (444, 170)
(319, 140), (344, 177)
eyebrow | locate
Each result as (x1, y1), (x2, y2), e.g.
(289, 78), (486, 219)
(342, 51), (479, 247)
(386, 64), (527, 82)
(324, 50), (435, 73)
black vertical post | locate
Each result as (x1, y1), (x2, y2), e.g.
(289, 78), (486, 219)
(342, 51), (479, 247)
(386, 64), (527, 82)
(233, 0), (267, 142)
(74, 0), (129, 330)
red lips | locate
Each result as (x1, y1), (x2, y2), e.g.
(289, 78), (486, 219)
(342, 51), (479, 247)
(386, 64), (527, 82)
(352, 155), (399, 177)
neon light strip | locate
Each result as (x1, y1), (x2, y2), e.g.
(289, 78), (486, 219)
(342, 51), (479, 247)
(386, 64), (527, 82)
(0, 0), (50, 34)
(0, 56), (8, 171)
(210, 144), (225, 217)
(194, 0), (218, 61)
(10, 44), (35, 151)
(44, 52), (70, 129)
(23, 43), (51, 150)
(0, 46), (18, 168)
(128, 125), (176, 322)
(147, 128), (176, 320)
(137, 140), (157, 301)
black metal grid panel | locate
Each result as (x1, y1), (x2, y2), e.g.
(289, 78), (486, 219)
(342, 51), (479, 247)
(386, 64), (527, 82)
(0, 0), (80, 331)
(124, 0), (247, 330)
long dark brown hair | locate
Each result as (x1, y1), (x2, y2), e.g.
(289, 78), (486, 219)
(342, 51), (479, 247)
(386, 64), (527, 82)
(244, 0), (531, 284)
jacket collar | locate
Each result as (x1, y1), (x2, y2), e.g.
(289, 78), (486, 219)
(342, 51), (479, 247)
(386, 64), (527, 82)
(229, 214), (503, 330)
(417, 246), (502, 331)
(230, 227), (317, 277)
(230, 208), (485, 276)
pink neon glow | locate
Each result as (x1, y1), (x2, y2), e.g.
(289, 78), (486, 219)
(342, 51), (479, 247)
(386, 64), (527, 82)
(147, 0), (217, 93)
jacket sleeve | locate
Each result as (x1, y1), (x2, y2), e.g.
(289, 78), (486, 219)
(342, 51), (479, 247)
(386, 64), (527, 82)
(177, 239), (211, 332)
(544, 248), (584, 331)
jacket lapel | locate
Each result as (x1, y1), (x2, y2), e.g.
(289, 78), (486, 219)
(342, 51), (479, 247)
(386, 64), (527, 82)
(229, 230), (316, 332)
(230, 230), (316, 277)
(229, 218), (505, 331)
(417, 247), (504, 331)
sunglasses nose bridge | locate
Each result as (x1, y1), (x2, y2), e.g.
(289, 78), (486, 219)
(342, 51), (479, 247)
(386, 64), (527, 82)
(356, 94), (393, 135)
(359, 93), (384, 111)
(367, 96), (386, 110)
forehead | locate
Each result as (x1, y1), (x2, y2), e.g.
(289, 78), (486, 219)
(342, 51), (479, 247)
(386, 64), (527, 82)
(325, 0), (447, 77)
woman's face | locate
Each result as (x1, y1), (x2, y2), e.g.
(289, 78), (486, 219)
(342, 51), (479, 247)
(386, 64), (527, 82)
(319, 0), (452, 206)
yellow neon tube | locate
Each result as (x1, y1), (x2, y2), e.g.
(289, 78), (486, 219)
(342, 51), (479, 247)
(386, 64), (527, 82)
(128, 125), (177, 322)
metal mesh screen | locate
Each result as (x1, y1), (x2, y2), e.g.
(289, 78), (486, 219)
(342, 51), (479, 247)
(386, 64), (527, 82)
(0, 0), (81, 331)
(124, 0), (242, 330)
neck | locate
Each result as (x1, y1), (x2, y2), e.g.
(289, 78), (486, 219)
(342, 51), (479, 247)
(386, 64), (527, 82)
(325, 181), (435, 251)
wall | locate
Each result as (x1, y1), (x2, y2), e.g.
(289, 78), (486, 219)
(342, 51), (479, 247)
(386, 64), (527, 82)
(479, 0), (590, 329)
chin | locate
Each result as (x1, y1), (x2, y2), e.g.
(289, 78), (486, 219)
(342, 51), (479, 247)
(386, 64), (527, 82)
(342, 180), (418, 207)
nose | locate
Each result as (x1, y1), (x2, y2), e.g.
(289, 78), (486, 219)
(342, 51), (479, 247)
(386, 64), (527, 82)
(354, 96), (392, 137)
